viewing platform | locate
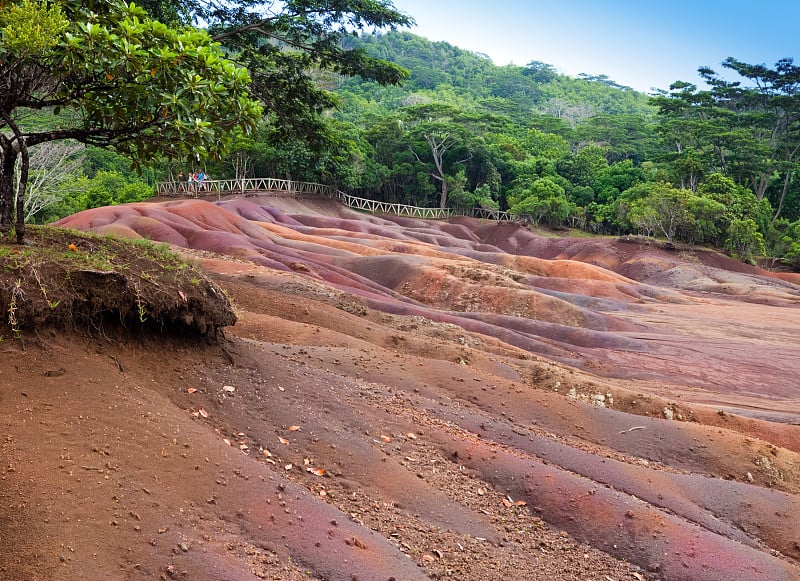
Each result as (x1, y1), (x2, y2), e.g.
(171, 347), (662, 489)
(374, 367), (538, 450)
(157, 177), (512, 221)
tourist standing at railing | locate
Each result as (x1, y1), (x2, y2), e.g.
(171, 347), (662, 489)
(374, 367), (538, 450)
(197, 171), (206, 191)
(186, 172), (197, 196)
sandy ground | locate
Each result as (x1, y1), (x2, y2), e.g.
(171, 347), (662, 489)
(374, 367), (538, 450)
(1, 194), (800, 580)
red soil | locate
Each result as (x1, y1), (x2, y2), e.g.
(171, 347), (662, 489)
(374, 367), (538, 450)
(2, 194), (798, 580)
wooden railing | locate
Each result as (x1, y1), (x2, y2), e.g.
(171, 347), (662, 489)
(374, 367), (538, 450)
(157, 177), (337, 198)
(156, 178), (513, 222)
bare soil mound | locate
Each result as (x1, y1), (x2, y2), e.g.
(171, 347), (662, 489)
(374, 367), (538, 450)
(1, 194), (798, 580)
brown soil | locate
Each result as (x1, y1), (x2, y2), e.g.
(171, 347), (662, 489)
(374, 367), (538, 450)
(2, 194), (800, 581)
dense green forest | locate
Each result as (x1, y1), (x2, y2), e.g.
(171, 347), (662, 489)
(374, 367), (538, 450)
(208, 32), (800, 267)
(4, 1), (800, 267)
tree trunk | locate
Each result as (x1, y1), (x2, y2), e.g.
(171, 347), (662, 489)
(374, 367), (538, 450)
(772, 170), (793, 225)
(3, 113), (28, 242)
(753, 173), (770, 201)
(438, 174), (448, 209)
(0, 139), (18, 234)
(15, 138), (29, 244)
(424, 133), (450, 209)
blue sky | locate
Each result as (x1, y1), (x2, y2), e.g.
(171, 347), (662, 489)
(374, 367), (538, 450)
(388, 0), (800, 93)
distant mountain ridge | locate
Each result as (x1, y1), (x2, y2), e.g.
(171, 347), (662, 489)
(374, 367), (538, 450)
(338, 31), (654, 122)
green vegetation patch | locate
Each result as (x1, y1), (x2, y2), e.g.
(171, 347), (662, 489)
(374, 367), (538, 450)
(0, 227), (235, 340)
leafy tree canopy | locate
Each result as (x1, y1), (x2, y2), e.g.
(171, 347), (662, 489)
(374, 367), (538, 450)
(139, 0), (414, 147)
(651, 57), (800, 222)
(0, 0), (263, 237)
